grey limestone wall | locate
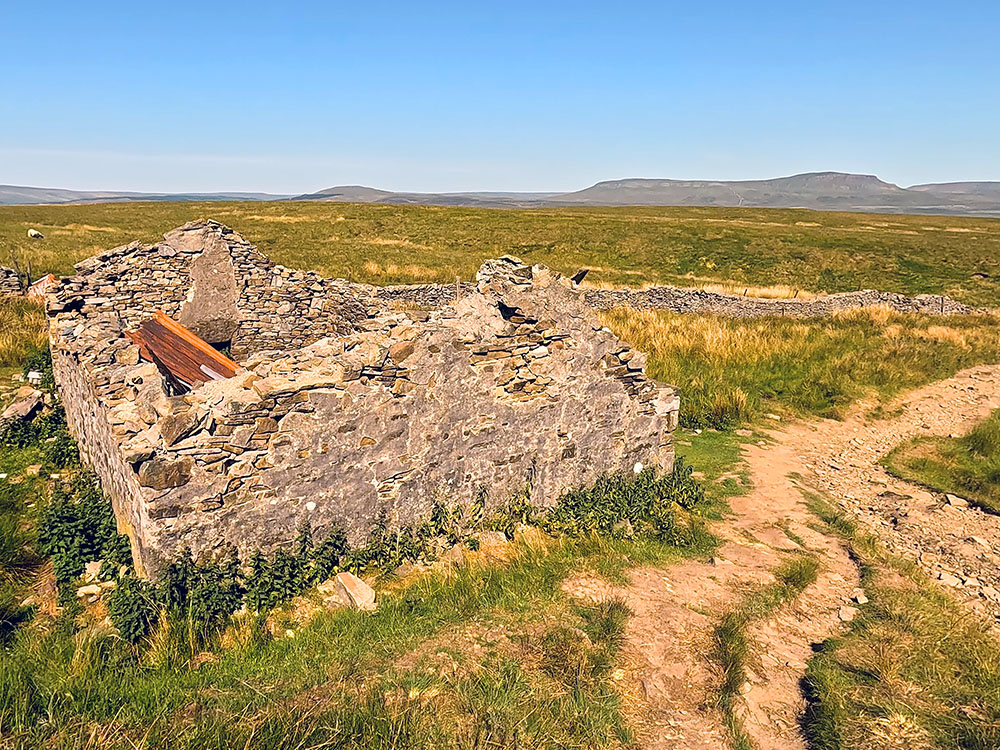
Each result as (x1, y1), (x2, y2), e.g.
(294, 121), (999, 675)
(52, 222), (375, 361)
(581, 286), (974, 317)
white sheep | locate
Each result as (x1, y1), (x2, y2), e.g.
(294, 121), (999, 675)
(27, 229), (44, 239)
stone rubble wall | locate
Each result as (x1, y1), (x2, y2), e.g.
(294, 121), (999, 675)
(48, 223), (678, 578)
(582, 286), (975, 317)
(0, 268), (23, 296)
(54, 223), (376, 361)
(375, 281), (975, 318)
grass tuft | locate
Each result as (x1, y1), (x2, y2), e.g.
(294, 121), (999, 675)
(803, 491), (1000, 750)
(884, 409), (1000, 514)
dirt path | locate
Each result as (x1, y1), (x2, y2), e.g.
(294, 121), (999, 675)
(563, 363), (1000, 749)
(793, 362), (1000, 625)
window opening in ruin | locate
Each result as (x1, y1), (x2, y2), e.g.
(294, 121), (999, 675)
(210, 340), (233, 359)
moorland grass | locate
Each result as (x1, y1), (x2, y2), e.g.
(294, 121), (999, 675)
(883, 409), (1000, 515)
(603, 306), (1000, 428)
(0, 533), (695, 749)
(803, 493), (1000, 750)
(0, 297), (46, 371)
(1, 201), (999, 304)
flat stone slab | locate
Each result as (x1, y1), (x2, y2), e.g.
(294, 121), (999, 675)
(334, 572), (376, 611)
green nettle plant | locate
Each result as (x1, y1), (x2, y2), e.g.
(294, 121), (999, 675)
(37, 472), (133, 602)
(545, 458), (707, 543)
(84, 461), (709, 645)
(106, 575), (159, 645)
(22, 346), (55, 392)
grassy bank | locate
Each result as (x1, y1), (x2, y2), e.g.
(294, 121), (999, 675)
(2, 202), (1000, 304)
(1, 533), (700, 749)
(883, 409), (1000, 515)
(803, 494), (1000, 750)
(604, 307), (1000, 428)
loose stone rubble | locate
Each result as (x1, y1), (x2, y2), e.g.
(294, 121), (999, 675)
(48, 221), (679, 578)
(0, 267), (23, 296)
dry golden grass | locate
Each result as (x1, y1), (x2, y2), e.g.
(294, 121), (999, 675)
(604, 307), (1000, 428)
(696, 282), (817, 299)
(0, 296), (46, 369)
(2, 201), (999, 305)
(362, 261), (441, 281)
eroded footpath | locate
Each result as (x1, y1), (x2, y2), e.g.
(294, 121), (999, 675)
(564, 363), (1000, 749)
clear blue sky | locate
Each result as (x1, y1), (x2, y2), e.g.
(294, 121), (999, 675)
(1, 1), (998, 193)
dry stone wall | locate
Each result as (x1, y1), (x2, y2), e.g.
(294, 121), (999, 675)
(582, 286), (974, 317)
(49, 222), (678, 578)
(376, 280), (975, 317)
(0, 268), (22, 296)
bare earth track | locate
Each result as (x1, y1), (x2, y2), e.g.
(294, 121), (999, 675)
(564, 363), (1000, 749)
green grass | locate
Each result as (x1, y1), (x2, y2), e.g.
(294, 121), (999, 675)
(0, 296), (46, 373)
(0, 534), (699, 749)
(883, 409), (1000, 515)
(711, 553), (821, 748)
(2, 201), (1000, 305)
(605, 307), (1000, 428)
(803, 493), (1000, 750)
(0, 429), (48, 644)
(674, 427), (753, 509)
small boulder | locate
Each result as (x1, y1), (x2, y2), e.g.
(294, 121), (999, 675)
(316, 578), (348, 608)
(84, 560), (103, 583)
(76, 584), (103, 598)
(838, 605), (859, 623)
(334, 571), (376, 611)
(138, 456), (194, 489)
(159, 408), (202, 447)
(938, 571), (963, 587)
(945, 494), (969, 508)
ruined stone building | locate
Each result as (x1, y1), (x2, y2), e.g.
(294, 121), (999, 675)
(48, 221), (679, 577)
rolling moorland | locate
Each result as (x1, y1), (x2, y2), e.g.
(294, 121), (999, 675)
(1, 200), (1000, 305)
(4, 172), (1000, 215)
(2, 201), (1000, 749)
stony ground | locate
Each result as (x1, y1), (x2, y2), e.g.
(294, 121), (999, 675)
(799, 363), (1000, 624)
(563, 363), (1000, 749)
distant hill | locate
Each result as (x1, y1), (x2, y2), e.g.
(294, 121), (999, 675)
(552, 173), (916, 209)
(3, 173), (1000, 216)
(295, 185), (560, 208)
(297, 173), (1000, 216)
(0, 185), (290, 206)
(909, 181), (1000, 198)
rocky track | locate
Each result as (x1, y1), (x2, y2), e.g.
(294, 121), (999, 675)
(564, 364), (1000, 749)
